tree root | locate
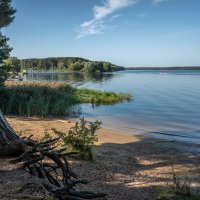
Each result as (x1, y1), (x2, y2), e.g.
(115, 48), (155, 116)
(0, 111), (107, 199)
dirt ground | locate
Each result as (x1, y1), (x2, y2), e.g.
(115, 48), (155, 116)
(0, 116), (200, 200)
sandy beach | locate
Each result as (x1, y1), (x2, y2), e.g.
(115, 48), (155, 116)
(0, 116), (200, 200)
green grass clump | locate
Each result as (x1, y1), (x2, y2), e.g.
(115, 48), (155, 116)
(75, 88), (132, 105)
(0, 81), (132, 117)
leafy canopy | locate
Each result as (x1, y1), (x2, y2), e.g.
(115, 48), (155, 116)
(4, 56), (20, 74)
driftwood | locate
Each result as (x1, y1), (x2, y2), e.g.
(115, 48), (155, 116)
(0, 111), (106, 199)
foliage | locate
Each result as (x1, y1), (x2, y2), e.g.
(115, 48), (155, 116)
(0, 33), (12, 86)
(0, 33), (12, 63)
(0, 81), (132, 117)
(0, 0), (16, 86)
(0, 64), (9, 86)
(53, 118), (101, 161)
(20, 57), (124, 72)
(0, 0), (16, 28)
(4, 56), (20, 74)
(68, 61), (84, 71)
(0, 81), (79, 117)
(76, 88), (132, 105)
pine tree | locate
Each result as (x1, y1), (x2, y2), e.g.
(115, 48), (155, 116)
(0, 0), (16, 86)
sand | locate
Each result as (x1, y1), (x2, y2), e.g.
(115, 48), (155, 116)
(0, 116), (200, 200)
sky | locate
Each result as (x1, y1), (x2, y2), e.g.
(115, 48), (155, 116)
(2, 0), (200, 67)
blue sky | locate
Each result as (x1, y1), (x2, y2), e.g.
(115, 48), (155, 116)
(2, 0), (200, 67)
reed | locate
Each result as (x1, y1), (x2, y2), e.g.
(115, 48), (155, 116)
(0, 81), (132, 117)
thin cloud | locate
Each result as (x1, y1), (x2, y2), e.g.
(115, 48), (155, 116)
(76, 0), (137, 39)
(76, 0), (174, 39)
(93, 0), (134, 19)
(153, 0), (171, 4)
(108, 14), (122, 22)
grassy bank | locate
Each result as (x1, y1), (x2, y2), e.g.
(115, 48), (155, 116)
(0, 81), (132, 117)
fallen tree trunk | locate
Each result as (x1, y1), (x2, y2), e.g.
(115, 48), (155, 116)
(0, 111), (106, 199)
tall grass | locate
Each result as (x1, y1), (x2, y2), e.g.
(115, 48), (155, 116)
(0, 82), (79, 117)
(0, 81), (132, 117)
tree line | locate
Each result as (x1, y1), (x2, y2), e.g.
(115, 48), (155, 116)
(20, 57), (125, 72)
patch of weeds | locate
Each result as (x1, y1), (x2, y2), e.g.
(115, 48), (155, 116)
(155, 187), (200, 200)
(155, 166), (200, 200)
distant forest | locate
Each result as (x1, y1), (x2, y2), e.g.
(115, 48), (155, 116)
(19, 57), (200, 73)
(126, 66), (200, 70)
(20, 57), (124, 72)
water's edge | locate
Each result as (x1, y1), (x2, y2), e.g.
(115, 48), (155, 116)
(25, 70), (200, 145)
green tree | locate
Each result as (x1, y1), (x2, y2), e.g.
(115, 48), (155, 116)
(4, 56), (20, 74)
(83, 62), (95, 72)
(0, 0), (16, 86)
(103, 62), (112, 72)
(69, 61), (84, 71)
(0, 34), (12, 84)
(17, 57), (124, 72)
(57, 59), (66, 70)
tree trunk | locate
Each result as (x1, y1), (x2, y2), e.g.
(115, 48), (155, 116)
(0, 110), (21, 145)
(0, 110), (26, 156)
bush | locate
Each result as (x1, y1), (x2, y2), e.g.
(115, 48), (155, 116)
(53, 118), (102, 161)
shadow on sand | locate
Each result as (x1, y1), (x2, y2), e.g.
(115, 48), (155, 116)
(0, 130), (200, 200)
(69, 133), (200, 200)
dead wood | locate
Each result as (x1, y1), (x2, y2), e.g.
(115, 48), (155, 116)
(0, 111), (107, 199)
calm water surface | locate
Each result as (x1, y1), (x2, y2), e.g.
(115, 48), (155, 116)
(25, 70), (200, 144)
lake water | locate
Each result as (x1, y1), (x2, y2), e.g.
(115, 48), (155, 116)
(25, 70), (200, 144)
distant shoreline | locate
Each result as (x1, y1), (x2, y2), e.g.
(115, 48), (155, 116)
(19, 57), (200, 73)
(125, 66), (200, 70)
(26, 67), (200, 73)
(25, 67), (200, 74)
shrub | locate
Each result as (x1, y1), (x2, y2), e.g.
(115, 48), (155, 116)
(53, 118), (102, 161)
